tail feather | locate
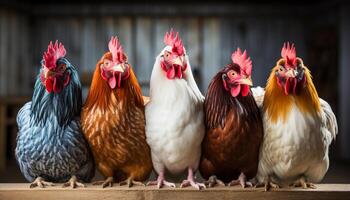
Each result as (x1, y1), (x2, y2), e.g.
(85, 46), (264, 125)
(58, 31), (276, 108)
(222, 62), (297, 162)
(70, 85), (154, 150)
(320, 98), (338, 140)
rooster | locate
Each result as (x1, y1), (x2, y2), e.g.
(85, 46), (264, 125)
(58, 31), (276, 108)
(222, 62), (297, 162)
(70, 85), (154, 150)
(199, 48), (263, 188)
(255, 43), (338, 190)
(145, 30), (205, 190)
(15, 41), (95, 188)
(81, 36), (152, 188)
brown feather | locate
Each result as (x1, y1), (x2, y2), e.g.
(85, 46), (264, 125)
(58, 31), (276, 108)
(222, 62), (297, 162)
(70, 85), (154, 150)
(81, 52), (152, 182)
(200, 66), (263, 182)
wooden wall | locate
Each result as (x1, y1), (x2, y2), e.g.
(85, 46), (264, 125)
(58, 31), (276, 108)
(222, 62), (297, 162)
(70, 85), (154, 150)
(0, 4), (311, 97)
(1, 3), (348, 161)
(0, 9), (31, 96)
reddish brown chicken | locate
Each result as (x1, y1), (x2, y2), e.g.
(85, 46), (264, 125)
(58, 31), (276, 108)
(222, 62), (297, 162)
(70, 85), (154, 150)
(199, 48), (263, 188)
(81, 37), (152, 187)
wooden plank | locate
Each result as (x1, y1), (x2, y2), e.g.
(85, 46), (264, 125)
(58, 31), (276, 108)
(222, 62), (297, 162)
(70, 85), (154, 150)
(0, 184), (349, 200)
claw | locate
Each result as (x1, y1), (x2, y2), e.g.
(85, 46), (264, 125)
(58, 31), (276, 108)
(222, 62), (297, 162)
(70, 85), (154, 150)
(29, 177), (55, 188)
(180, 168), (206, 190)
(255, 176), (280, 191)
(119, 178), (145, 187)
(204, 176), (225, 188)
(92, 177), (114, 188)
(146, 172), (176, 189)
(227, 173), (252, 188)
(291, 176), (316, 189)
(62, 175), (85, 188)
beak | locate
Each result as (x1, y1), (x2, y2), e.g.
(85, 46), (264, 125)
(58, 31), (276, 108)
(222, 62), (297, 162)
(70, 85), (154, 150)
(170, 56), (183, 66)
(285, 69), (297, 78)
(112, 64), (124, 73)
(44, 69), (54, 79)
(238, 78), (253, 86)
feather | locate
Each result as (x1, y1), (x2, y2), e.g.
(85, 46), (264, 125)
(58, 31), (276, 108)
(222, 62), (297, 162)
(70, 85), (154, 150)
(320, 98), (338, 140)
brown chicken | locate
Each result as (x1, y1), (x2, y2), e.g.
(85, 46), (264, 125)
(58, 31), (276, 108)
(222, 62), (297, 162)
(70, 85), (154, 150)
(81, 36), (152, 187)
(199, 48), (263, 188)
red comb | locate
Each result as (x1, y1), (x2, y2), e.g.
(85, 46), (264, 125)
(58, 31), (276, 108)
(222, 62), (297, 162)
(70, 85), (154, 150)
(281, 42), (297, 68)
(164, 29), (184, 56)
(108, 36), (127, 64)
(231, 48), (252, 76)
(43, 41), (66, 70)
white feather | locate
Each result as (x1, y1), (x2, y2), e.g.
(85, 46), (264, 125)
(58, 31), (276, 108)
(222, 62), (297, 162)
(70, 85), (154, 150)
(256, 94), (338, 185)
(145, 46), (205, 177)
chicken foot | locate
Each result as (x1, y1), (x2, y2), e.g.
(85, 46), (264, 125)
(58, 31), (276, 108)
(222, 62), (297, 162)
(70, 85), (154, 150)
(180, 168), (206, 190)
(227, 172), (253, 188)
(146, 171), (176, 188)
(62, 175), (85, 188)
(29, 177), (55, 188)
(93, 176), (114, 188)
(290, 176), (316, 189)
(204, 175), (225, 187)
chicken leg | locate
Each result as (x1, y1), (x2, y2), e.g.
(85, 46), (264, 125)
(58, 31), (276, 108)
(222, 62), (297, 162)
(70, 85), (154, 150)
(180, 168), (206, 190)
(227, 172), (253, 188)
(62, 175), (86, 188)
(29, 177), (55, 188)
(147, 171), (176, 188)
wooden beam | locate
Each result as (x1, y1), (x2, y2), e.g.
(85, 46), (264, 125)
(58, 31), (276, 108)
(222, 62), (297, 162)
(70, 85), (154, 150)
(0, 184), (349, 200)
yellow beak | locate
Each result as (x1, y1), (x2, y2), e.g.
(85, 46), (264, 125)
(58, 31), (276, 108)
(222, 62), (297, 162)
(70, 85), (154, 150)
(112, 64), (124, 73)
(171, 57), (183, 66)
(238, 78), (253, 86)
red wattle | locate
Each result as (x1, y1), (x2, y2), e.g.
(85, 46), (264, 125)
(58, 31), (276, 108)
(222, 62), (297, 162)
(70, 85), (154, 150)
(230, 85), (241, 97)
(53, 77), (63, 93)
(241, 85), (250, 97)
(45, 78), (53, 93)
(108, 74), (117, 89)
(176, 66), (182, 78)
(292, 78), (297, 94)
(284, 78), (290, 95)
(167, 66), (175, 79)
(117, 73), (122, 87)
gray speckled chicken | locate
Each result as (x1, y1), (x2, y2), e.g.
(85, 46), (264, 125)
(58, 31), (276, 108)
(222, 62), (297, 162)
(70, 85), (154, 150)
(15, 41), (94, 188)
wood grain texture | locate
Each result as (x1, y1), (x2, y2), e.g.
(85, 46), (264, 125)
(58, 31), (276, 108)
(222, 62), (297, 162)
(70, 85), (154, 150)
(0, 184), (349, 200)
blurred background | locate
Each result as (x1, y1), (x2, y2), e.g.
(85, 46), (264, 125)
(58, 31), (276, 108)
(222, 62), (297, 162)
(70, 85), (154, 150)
(0, 0), (349, 183)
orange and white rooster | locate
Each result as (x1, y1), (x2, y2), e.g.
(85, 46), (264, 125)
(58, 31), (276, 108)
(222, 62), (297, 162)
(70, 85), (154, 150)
(254, 43), (338, 191)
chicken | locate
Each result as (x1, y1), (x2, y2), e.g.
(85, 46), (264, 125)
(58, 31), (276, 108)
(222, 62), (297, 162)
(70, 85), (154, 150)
(199, 48), (263, 188)
(81, 36), (152, 188)
(15, 41), (95, 188)
(255, 43), (338, 191)
(145, 30), (205, 190)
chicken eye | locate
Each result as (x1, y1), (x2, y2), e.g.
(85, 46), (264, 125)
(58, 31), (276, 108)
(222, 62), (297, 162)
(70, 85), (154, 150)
(164, 51), (171, 58)
(279, 66), (284, 72)
(104, 60), (110, 66)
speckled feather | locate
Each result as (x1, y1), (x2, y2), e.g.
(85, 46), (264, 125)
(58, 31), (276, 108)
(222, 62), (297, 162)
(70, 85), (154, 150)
(200, 66), (263, 182)
(15, 58), (95, 183)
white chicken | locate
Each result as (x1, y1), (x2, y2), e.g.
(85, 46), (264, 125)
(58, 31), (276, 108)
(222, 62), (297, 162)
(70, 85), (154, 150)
(254, 43), (338, 191)
(145, 30), (205, 190)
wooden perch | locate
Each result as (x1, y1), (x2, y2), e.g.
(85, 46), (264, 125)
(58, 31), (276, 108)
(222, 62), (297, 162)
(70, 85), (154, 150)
(0, 184), (349, 200)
